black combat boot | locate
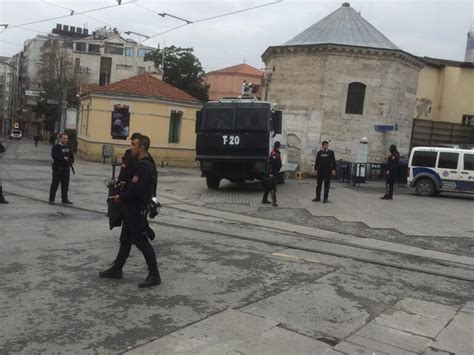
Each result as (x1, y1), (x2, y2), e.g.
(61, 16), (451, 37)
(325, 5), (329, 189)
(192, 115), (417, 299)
(271, 191), (278, 207)
(0, 182), (8, 204)
(380, 184), (391, 200)
(261, 190), (271, 204)
(99, 262), (123, 279)
(138, 264), (161, 288)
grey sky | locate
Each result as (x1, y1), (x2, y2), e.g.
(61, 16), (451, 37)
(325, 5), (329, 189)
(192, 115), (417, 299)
(0, 0), (472, 72)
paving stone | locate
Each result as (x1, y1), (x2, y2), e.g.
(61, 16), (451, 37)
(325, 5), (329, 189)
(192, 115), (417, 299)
(335, 340), (391, 355)
(431, 326), (474, 355)
(423, 347), (451, 355)
(179, 309), (279, 345)
(373, 310), (448, 338)
(126, 333), (240, 355)
(338, 336), (418, 355)
(448, 311), (474, 334)
(232, 326), (332, 355)
(241, 283), (371, 340)
(460, 302), (474, 315)
(395, 298), (458, 321)
(355, 322), (432, 352)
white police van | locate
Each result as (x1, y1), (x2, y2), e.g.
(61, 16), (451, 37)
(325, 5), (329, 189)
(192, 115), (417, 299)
(408, 146), (474, 196)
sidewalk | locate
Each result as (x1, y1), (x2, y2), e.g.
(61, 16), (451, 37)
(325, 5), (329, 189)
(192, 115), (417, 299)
(127, 299), (474, 355)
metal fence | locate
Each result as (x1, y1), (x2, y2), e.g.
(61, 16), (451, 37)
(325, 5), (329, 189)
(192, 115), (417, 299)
(334, 161), (408, 185)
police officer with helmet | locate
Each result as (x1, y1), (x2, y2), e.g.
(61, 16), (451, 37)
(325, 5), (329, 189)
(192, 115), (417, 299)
(100, 135), (161, 288)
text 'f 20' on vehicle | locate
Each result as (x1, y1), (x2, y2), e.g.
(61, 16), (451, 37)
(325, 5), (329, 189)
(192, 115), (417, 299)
(195, 84), (284, 189)
(408, 146), (474, 196)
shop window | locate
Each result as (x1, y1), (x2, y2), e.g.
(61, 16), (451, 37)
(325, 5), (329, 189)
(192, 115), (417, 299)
(168, 110), (183, 143)
(345, 82), (366, 114)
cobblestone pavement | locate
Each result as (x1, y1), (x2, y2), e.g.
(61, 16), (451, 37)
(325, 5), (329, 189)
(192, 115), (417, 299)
(1, 139), (473, 354)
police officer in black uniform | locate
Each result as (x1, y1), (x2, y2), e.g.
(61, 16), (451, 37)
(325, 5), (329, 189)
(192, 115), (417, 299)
(49, 132), (74, 205)
(313, 140), (336, 203)
(115, 132), (157, 239)
(380, 144), (400, 200)
(262, 141), (282, 207)
(100, 135), (161, 288)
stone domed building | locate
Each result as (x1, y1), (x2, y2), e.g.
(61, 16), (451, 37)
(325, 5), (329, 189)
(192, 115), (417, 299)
(262, 2), (423, 171)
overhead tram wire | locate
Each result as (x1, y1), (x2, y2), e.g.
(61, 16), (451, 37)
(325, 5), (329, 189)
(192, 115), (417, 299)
(42, 1), (118, 29)
(138, 0), (283, 43)
(1, 0), (138, 32)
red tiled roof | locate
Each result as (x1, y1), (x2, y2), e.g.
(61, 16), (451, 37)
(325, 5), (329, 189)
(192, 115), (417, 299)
(79, 83), (99, 95)
(90, 73), (200, 102)
(207, 64), (263, 77)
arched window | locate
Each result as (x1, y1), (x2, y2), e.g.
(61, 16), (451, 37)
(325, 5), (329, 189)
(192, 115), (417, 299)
(345, 82), (366, 114)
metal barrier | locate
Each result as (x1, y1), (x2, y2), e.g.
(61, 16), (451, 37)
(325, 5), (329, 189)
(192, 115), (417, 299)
(334, 161), (407, 185)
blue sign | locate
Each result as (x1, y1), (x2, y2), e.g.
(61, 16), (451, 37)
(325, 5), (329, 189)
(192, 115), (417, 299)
(374, 124), (396, 132)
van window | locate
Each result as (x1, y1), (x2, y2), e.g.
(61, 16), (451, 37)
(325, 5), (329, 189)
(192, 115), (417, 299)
(438, 152), (459, 169)
(412, 151), (437, 167)
(464, 154), (474, 171)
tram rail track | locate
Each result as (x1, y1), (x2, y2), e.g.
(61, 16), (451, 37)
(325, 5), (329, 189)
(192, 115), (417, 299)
(5, 188), (474, 284)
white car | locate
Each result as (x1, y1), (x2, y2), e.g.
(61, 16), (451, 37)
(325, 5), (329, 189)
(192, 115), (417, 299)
(408, 146), (474, 196)
(10, 129), (22, 139)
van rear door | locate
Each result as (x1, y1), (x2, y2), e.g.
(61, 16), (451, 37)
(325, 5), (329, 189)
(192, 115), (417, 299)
(459, 153), (474, 192)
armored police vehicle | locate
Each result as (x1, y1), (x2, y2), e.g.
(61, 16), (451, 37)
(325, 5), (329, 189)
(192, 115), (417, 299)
(195, 84), (283, 189)
(408, 146), (474, 196)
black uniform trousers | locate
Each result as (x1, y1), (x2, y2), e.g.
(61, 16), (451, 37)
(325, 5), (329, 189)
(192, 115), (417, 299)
(316, 172), (331, 199)
(115, 209), (157, 273)
(385, 173), (395, 196)
(264, 175), (278, 196)
(49, 167), (70, 202)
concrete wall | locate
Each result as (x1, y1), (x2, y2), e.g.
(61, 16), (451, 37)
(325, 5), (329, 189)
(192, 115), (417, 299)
(264, 47), (421, 171)
(416, 64), (474, 123)
(204, 72), (263, 100)
(77, 94), (200, 166)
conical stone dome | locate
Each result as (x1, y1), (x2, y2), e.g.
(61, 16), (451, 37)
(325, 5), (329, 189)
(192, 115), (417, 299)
(284, 2), (398, 50)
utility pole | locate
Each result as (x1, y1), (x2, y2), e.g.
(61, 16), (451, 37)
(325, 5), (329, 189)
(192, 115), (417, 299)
(56, 55), (64, 139)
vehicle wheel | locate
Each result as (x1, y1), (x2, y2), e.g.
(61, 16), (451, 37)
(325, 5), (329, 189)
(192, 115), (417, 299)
(206, 175), (220, 189)
(415, 179), (435, 196)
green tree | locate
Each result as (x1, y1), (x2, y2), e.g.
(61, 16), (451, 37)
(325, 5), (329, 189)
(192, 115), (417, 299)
(145, 46), (209, 102)
(37, 39), (89, 133)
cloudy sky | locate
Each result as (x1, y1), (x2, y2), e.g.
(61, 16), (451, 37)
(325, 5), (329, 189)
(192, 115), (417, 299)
(0, 0), (472, 71)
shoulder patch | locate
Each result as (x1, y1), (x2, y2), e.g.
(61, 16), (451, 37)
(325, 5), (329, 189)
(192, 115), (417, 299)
(131, 176), (140, 183)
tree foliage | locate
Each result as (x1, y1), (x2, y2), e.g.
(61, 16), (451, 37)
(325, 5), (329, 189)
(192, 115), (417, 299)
(37, 39), (89, 132)
(145, 46), (209, 102)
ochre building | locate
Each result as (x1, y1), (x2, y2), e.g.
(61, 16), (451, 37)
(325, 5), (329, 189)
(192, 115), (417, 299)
(77, 73), (202, 166)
